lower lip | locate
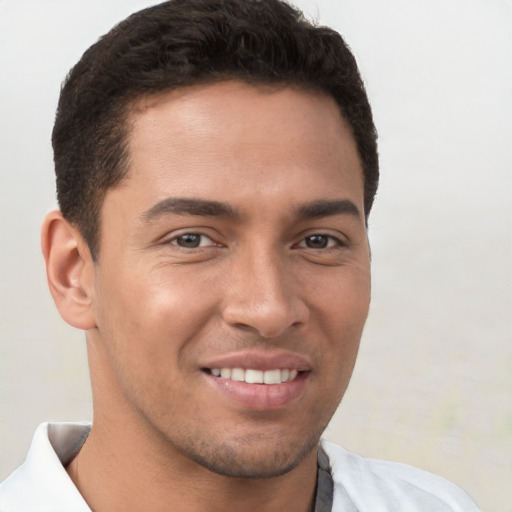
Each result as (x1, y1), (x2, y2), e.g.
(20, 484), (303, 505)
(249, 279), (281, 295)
(203, 371), (309, 411)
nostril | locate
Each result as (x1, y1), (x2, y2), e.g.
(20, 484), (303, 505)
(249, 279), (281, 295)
(221, 284), (309, 339)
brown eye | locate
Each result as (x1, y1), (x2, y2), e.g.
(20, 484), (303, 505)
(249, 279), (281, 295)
(304, 235), (330, 249)
(172, 233), (213, 248)
(176, 234), (201, 247)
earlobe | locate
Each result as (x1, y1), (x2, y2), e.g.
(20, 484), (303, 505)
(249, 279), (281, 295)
(41, 210), (96, 330)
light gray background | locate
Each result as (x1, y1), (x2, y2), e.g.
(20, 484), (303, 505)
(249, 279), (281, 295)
(1, 1), (511, 511)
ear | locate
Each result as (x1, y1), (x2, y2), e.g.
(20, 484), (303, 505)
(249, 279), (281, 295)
(41, 210), (96, 330)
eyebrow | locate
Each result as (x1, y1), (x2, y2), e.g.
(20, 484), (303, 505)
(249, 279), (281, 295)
(296, 199), (362, 221)
(141, 197), (238, 222)
(141, 197), (361, 223)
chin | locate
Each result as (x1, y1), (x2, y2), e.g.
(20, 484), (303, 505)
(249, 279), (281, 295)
(186, 435), (319, 479)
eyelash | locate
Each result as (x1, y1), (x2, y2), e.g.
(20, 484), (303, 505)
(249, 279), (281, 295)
(167, 232), (345, 250)
(295, 234), (345, 250)
(169, 233), (217, 249)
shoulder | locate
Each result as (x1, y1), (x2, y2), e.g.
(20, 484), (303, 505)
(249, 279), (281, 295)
(321, 440), (481, 512)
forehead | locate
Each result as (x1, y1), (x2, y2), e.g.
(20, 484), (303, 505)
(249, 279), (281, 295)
(116, 81), (364, 214)
(129, 81), (354, 152)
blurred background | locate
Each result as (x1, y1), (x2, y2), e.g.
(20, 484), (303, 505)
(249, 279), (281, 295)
(1, 1), (510, 510)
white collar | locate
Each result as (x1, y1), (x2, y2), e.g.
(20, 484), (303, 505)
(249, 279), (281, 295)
(0, 422), (91, 512)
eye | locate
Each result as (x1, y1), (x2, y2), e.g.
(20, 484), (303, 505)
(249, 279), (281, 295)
(298, 234), (342, 249)
(170, 233), (215, 249)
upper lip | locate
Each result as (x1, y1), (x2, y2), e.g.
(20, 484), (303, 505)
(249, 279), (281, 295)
(201, 350), (312, 372)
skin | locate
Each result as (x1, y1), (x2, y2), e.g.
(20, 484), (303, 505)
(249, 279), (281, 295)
(42, 81), (371, 512)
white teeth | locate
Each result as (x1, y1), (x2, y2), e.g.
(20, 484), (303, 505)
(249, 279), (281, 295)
(220, 368), (231, 379)
(209, 367), (299, 384)
(245, 369), (264, 384)
(231, 368), (245, 382)
(263, 369), (281, 384)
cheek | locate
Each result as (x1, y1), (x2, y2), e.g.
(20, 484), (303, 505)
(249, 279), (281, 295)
(93, 262), (222, 362)
(314, 266), (371, 332)
(312, 267), (370, 379)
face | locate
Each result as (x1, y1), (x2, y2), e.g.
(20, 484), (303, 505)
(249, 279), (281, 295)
(88, 81), (371, 478)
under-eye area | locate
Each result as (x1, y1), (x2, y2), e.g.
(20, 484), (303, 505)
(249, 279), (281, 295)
(203, 368), (306, 384)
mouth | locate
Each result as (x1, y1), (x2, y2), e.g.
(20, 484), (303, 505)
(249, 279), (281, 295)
(205, 367), (299, 385)
(200, 352), (311, 410)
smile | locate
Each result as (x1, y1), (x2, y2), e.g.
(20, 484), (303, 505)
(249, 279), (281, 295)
(208, 368), (298, 384)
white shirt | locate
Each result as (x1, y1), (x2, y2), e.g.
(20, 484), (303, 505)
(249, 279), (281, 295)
(0, 423), (480, 511)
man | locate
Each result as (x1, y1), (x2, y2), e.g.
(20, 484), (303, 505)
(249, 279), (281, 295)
(0, 0), (480, 510)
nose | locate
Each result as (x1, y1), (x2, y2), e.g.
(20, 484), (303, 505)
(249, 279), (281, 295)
(221, 248), (309, 339)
